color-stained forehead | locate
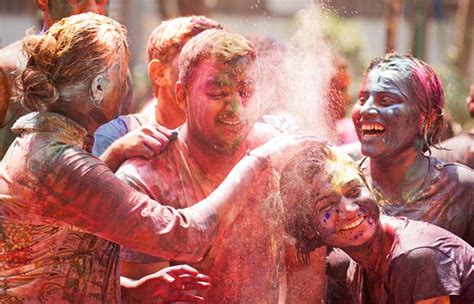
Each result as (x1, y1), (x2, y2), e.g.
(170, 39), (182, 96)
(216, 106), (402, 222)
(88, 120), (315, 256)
(324, 149), (362, 192)
(363, 66), (414, 101)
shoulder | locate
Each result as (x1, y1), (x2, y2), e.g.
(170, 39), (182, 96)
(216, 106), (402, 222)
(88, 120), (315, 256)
(115, 140), (183, 192)
(0, 40), (25, 75)
(433, 157), (474, 186)
(392, 219), (473, 267)
(396, 219), (469, 249)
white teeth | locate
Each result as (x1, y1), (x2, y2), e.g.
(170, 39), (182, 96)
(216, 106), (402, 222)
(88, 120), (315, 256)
(219, 119), (241, 125)
(340, 217), (365, 231)
(361, 123), (385, 131)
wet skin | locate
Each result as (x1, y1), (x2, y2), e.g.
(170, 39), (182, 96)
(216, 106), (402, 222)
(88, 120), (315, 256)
(311, 159), (379, 249)
(352, 67), (424, 160)
(48, 0), (109, 22)
(184, 58), (257, 155)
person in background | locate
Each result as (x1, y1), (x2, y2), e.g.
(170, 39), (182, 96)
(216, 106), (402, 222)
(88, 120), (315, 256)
(0, 0), (115, 159)
(280, 144), (474, 303)
(92, 16), (223, 173)
(431, 82), (474, 168)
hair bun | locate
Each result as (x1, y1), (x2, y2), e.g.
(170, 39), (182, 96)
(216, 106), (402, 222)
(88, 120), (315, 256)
(18, 68), (59, 112)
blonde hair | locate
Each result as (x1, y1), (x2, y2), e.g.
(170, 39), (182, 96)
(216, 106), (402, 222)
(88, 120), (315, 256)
(147, 16), (223, 65)
(178, 29), (256, 88)
(17, 12), (129, 111)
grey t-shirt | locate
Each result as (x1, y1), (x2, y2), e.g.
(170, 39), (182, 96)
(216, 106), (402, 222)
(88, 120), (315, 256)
(361, 157), (474, 246)
(347, 218), (474, 304)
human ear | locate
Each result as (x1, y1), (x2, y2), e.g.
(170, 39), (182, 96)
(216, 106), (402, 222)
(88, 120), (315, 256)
(148, 59), (167, 87)
(90, 74), (108, 106)
(36, 0), (48, 11)
(175, 81), (187, 112)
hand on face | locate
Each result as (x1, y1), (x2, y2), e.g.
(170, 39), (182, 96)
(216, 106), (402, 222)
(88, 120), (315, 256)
(311, 161), (379, 249)
(126, 265), (211, 303)
(352, 68), (423, 159)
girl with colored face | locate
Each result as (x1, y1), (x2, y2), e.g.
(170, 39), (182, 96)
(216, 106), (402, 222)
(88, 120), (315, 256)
(280, 145), (474, 304)
(350, 54), (474, 247)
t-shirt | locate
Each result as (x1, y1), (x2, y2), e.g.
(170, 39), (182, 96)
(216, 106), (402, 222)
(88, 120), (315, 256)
(347, 218), (474, 304)
(0, 112), (218, 303)
(361, 157), (474, 246)
(92, 113), (152, 157)
(430, 131), (474, 169)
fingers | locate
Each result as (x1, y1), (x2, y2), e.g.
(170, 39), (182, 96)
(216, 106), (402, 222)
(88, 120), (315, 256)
(166, 265), (202, 278)
(176, 280), (211, 291)
(142, 123), (178, 140)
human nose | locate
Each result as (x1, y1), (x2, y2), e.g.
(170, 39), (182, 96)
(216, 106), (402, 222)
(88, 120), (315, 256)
(359, 96), (379, 118)
(224, 93), (242, 111)
(336, 198), (360, 219)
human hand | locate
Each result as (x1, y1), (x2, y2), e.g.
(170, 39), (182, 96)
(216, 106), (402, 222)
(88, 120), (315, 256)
(112, 123), (177, 160)
(248, 132), (325, 169)
(121, 265), (211, 303)
(262, 113), (299, 134)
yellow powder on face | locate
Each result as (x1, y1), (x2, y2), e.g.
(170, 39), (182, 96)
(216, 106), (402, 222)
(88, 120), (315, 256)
(325, 147), (363, 193)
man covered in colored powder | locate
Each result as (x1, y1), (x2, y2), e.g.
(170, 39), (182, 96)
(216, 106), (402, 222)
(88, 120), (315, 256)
(93, 16), (225, 171)
(431, 81), (474, 169)
(0, 0), (116, 159)
(280, 144), (474, 304)
(116, 29), (326, 303)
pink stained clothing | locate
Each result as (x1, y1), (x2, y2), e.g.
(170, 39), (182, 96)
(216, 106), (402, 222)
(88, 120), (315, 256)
(0, 112), (218, 303)
(117, 136), (326, 303)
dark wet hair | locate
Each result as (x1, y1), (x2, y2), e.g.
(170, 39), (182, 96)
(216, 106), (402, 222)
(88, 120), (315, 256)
(365, 53), (444, 153)
(279, 143), (334, 265)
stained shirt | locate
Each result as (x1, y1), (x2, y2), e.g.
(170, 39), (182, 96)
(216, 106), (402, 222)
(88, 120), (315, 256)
(362, 157), (474, 246)
(347, 218), (474, 304)
(116, 134), (326, 304)
(430, 131), (474, 169)
(0, 112), (218, 303)
(92, 112), (152, 157)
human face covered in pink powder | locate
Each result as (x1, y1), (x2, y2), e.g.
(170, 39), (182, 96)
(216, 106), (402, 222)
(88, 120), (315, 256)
(352, 64), (424, 160)
(185, 57), (257, 154)
(310, 159), (379, 248)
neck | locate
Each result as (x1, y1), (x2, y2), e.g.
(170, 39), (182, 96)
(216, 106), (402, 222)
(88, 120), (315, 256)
(368, 148), (429, 202)
(155, 92), (185, 130)
(181, 125), (246, 184)
(41, 14), (54, 34)
(343, 215), (396, 272)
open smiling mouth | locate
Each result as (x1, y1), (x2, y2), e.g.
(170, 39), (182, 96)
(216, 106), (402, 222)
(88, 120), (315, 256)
(338, 216), (366, 232)
(361, 123), (385, 137)
(217, 113), (243, 126)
